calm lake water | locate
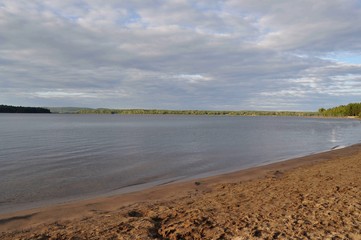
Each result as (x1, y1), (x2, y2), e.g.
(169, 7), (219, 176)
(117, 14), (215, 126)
(0, 114), (360, 213)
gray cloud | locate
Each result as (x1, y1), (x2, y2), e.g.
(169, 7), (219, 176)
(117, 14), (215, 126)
(0, 0), (360, 110)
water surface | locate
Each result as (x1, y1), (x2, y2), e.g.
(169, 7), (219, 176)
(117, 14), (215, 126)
(0, 114), (360, 213)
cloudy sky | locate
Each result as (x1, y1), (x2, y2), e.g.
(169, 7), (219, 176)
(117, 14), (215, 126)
(1, 0), (360, 111)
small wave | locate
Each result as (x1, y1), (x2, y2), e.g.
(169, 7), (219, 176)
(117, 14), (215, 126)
(331, 145), (346, 150)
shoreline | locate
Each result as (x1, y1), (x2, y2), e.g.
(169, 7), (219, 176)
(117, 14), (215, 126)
(0, 144), (350, 217)
(1, 143), (361, 238)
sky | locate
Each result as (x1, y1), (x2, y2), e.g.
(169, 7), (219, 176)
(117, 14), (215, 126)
(0, 0), (360, 111)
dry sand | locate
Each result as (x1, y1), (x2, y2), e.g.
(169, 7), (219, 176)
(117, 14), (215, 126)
(1, 144), (361, 239)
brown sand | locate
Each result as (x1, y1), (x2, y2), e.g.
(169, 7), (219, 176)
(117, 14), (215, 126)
(1, 144), (361, 239)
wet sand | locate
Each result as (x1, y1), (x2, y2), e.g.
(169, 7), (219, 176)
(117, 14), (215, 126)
(1, 144), (361, 239)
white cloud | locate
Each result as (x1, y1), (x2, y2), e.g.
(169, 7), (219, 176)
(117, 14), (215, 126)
(175, 74), (211, 84)
(32, 89), (130, 99)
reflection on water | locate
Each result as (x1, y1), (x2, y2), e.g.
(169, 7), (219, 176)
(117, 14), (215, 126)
(330, 128), (340, 143)
(0, 114), (360, 213)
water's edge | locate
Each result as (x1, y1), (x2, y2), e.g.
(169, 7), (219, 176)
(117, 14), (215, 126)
(0, 143), (353, 215)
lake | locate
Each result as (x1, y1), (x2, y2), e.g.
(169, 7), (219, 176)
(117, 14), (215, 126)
(0, 114), (360, 213)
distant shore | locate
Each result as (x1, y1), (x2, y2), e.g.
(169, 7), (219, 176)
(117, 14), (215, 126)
(1, 104), (359, 119)
(49, 106), (361, 119)
(50, 107), (320, 117)
(0, 105), (50, 113)
(1, 144), (360, 239)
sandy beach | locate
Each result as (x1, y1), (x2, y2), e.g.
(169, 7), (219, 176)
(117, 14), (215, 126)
(1, 144), (360, 239)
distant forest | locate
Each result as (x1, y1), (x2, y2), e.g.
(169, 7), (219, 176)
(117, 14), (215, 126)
(75, 103), (361, 118)
(76, 108), (319, 117)
(319, 103), (361, 117)
(2, 103), (360, 117)
(0, 105), (51, 113)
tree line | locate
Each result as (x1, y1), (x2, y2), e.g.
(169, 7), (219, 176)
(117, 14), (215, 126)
(318, 103), (361, 117)
(77, 108), (318, 116)
(3, 103), (360, 117)
(0, 105), (51, 113)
